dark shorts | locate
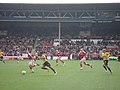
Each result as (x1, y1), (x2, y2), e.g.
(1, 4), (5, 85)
(103, 60), (108, 66)
(43, 61), (51, 67)
(0, 56), (3, 59)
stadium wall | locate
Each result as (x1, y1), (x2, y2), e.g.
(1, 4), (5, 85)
(3, 56), (69, 60)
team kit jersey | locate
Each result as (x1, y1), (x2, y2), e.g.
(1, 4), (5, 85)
(102, 52), (110, 60)
(28, 53), (35, 60)
(41, 54), (47, 63)
(28, 53), (35, 67)
(0, 51), (4, 59)
(56, 51), (62, 59)
(0, 51), (3, 56)
(78, 51), (87, 61)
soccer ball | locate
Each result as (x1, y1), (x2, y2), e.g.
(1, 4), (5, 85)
(22, 70), (26, 75)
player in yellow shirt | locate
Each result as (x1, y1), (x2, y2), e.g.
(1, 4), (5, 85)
(102, 48), (112, 74)
(34, 52), (40, 60)
(0, 50), (5, 64)
(40, 51), (57, 75)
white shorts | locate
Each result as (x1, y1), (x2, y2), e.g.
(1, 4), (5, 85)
(56, 57), (61, 60)
(29, 61), (35, 66)
(80, 57), (86, 62)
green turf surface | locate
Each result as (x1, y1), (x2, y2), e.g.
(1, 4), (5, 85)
(0, 60), (120, 90)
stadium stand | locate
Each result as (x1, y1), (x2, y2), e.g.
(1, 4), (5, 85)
(0, 3), (120, 60)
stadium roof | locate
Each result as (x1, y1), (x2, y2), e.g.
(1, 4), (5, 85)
(0, 3), (120, 10)
(0, 3), (120, 23)
(0, 0), (119, 4)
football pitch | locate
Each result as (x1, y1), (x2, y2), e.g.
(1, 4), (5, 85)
(0, 60), (120, 90)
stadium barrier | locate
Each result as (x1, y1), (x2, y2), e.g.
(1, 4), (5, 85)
(47, 56), (68, 60)
(3, 56), (69, 60)
(3, 56), (25, 60)
(3, 55), (118, 61)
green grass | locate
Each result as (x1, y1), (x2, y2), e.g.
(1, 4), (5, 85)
(0, 60), (120, 90)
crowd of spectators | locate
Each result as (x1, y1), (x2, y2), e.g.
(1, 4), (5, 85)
(0, 32), (36, 56)
(0, 30), (120, 60)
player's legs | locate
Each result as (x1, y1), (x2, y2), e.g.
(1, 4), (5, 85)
(60, 60), (65, 66)
(80, 57), (86, 69)
(80, 57), (92, 69)
(46, 61), (57, 75)
(103, 60), (108, 71)
(41, 67), (49, 71)
(29, 65), (35, 73)
(48, 66), (56, 74)
(2, 59), (6, 64)
(103, 64), (107, 71)
(60, 60), (64, 64)
(56, 59), (59, 66)
(105, 60), (112, 74)
(56, 57), (65, 66)
(80, 60), (83, 69)
(0, 56), (5, 64)
(41, 62), (49, 71)
(56, 57), (60, 66)
(17, 59), (20, 64)
(106, 66), (112, 74)
(41, 66), (49, 71)
(83, 61), (92, 68)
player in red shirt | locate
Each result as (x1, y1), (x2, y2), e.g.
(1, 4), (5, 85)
(56, 50), (65, 66)
(78, 48), (92, 70)
(28, 52), (39, 73)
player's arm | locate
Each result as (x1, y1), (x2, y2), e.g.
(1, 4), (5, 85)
(107, 52), (111, 58)
(102, 53), (105, 57)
